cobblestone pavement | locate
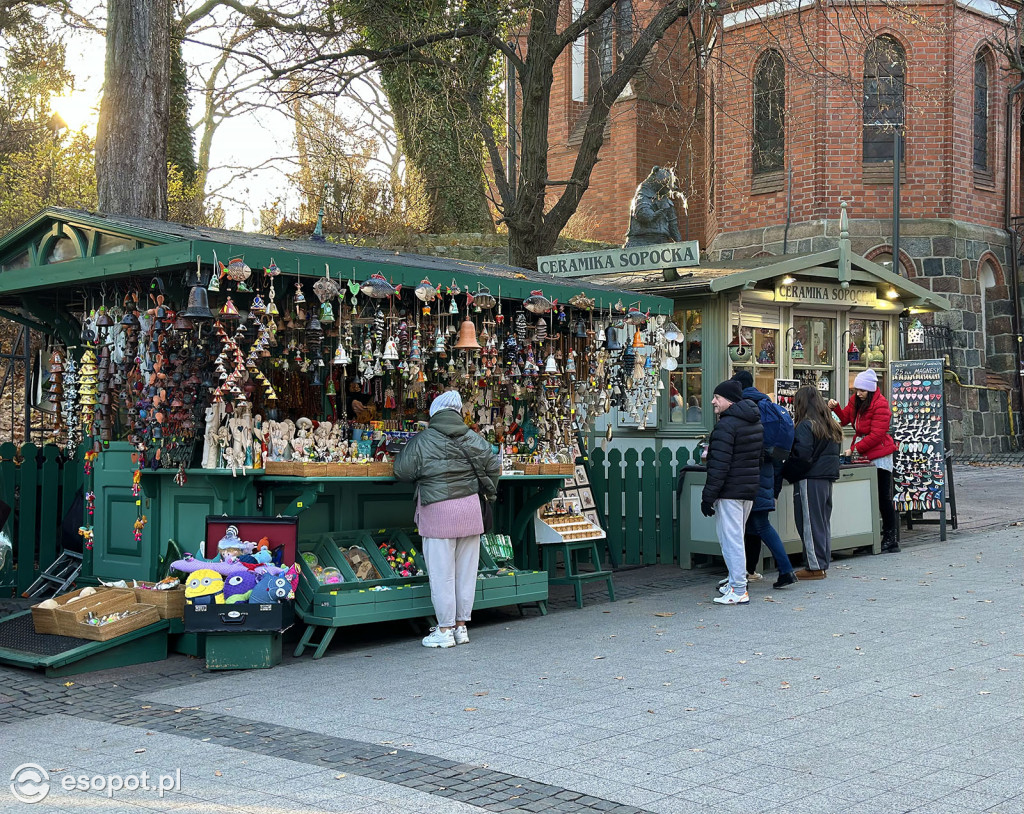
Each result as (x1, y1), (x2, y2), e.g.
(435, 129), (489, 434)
(1, 466), (1021, 814)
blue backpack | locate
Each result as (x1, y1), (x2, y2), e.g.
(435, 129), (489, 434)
(759, 397), (795, 463)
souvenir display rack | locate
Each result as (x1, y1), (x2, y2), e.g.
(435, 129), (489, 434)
(293, 529), (548, 659)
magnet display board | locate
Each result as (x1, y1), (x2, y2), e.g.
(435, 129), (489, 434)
(889, 359), (946, 515)
(774, 379), (800, 418)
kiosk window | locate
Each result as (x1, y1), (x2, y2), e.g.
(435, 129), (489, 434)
(847, 317), (888, 394)
(792, 315), (835, 399)
(733, 326), (779, 396)
(668, 307), (703, 424)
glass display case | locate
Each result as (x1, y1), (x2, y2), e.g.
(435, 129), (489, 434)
(791, 315), (835, 400)
(847, 317), (888, 395)
(668, 307), (703, 424)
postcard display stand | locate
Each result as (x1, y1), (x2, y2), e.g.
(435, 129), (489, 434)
(533, 435), (614, 608)
(889, 359), (957, 541)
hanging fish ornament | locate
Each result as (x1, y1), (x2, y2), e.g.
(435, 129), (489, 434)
(264, 259), (281, 278)
(569, 292), (596, 311)
(221, 258), (252, 283)
(523, 290), (555, 314)
(313, 265), (340, 302)
(472, 285), (496, 309)
(360, 273), (401, 299)
(414, 278), (438, 302)
(626, 306), (648, 325)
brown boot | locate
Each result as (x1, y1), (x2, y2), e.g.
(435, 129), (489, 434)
(794, 568), (826, 580)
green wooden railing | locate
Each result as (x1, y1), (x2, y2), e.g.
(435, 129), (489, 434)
(589, 445), (701, 566)
(0, 443), (84, 596)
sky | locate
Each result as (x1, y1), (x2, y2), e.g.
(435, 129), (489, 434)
(50, 12), (300, 230)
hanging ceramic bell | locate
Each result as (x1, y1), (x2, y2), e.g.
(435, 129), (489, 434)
(472, 285), (496, 309)
(544, 353), (559, 374)
(605, 326), (622, 350)
(181, 285), (215, 320)
(455, 318), (481, 349)
(791, 337), (805, 360)
(219, 297), (240, 320)
(382, 337), (400, 361)
(597, 325), (607, 343)
(320, 301), (335, 324)
(574, 318), (588, 338)
(249, 295), (267, 316)
(632, 329), (644, 348)
(294, 281), (306, 304)
(448, 298), (459, 315)
(434, 329), (446, 354)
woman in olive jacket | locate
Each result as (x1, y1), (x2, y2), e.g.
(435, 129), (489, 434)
(394, 390), (499, 648)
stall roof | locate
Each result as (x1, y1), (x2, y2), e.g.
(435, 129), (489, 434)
(0, 208), (673, 315)
(584, 220), (951, 312)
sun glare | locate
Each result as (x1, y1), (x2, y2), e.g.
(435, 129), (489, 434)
(49, 89), (100, 134)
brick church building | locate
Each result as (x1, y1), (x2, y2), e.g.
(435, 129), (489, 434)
(545, 0), (1024, 456)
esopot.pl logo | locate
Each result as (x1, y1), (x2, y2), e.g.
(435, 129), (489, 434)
(10, 763), (50, 803)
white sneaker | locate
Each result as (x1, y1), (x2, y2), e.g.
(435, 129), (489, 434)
(713, 588), (750, 605)
(453, 626), (469, 645)
(422, 627), (456, 648)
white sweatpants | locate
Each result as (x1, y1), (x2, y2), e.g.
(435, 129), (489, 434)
(715, 498), (753, 591)
(422, 536), (480, 628)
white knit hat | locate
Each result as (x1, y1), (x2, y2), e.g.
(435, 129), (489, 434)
(853, 369), (878, 392)
(429, 389), (463, 417)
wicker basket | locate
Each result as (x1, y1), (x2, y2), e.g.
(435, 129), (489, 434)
(558, 463), (575, 475)
(264, 460), (293, 475)
(31, 586), (114, 635)
(538, 463), (561, 475)
(132, 583), (186, 619)
(365, 461), (393, 478)
(518, 463), (540, 475)
(62, 602), (161, 641)
(53, 590), (138, 637)
(302, 462), (329, 477)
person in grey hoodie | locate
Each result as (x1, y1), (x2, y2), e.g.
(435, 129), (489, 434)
(394, 390), (500, 648)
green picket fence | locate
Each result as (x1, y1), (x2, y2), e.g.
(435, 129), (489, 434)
(0, 443), (84, 596)
(588, 445), (702, 566)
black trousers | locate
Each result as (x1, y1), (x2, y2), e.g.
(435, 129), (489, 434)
(877, 468), (897, 536)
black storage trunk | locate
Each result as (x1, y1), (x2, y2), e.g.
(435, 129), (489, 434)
(184, 601), (294, 632)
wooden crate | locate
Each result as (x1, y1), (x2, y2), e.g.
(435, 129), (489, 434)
(365, 461), (393, 477)
(302, 462), (329, 477)
(60, 598), (160, 641)
(132, 583), (186, 619)
(31, 586), (123, 635)
(264, 460), (295, 475)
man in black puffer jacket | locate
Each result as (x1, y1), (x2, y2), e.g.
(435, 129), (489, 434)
(701, 379), (763, 605)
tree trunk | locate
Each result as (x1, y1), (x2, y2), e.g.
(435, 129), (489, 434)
(96, 0), (171, 219)
(380, 61), (493, 234)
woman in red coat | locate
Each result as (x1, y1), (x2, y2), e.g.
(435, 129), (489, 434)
(828, 369), (899, 552)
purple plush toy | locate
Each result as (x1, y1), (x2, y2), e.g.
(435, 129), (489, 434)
(223, 572), (257, 604)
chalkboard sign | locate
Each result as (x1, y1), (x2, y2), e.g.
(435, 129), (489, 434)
(774, 378), (800, 418)
(889, 359), (946, 515)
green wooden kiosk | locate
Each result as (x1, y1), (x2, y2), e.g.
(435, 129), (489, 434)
(0, 207), (672, 664)
(552, 204), (951, 568)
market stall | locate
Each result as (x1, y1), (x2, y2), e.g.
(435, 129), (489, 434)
(0, 207), (672, 668)
(558, 204), (951, 565)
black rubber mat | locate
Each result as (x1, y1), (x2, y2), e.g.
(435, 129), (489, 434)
(0, 612), (87, 656)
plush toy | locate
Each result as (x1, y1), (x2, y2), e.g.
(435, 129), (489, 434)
(171, 554), (248, 577)
(223, 572), (257, 603)
(184, 569), (225, 604)
(250, 574), (291, 603)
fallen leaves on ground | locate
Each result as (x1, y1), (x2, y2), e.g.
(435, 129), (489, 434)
(654, 612), (675, 617)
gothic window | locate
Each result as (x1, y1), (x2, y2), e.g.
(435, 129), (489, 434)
(863, 36), (906, 163)
(752, 50), (785, 174)
(974, 49), (990, 172)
